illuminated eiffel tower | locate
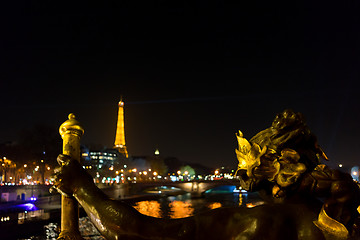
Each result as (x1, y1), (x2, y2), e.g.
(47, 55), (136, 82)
(114, 99), (128, 158)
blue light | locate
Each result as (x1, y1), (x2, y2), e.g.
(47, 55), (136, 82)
(30, 196), (37, 201)
(17, 203), (38, 211)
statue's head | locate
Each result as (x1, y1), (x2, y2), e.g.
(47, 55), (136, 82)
(271, 109), (305, 131)
(236, 109), (327, 193)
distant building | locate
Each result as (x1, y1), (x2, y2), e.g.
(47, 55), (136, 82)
(82, 148), (122, 170)
(81, 146), (129, 183)
(114, 100), (129, 158)
(154, 148), (160, 156)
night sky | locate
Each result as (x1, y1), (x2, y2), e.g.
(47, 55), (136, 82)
(1, 1), (359, 168)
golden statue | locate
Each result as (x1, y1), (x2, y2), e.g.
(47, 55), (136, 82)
(51, 110), (360, 240)
(235, 109), (359, 239)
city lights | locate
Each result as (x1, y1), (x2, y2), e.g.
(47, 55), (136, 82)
(1, 216), (10, 222)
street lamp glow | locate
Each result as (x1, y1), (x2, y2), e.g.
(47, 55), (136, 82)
(339, 164), (343, 168)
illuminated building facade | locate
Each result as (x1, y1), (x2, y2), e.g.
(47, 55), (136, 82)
(114, 100), (129, 158)
(82, 149), (120, 170)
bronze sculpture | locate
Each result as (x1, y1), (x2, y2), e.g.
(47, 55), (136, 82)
(236, 110), (360, 239)
(51, 110), (360, 240)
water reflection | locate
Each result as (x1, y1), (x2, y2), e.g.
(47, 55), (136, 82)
(133, 201), (162, 218)
(133, 200), (196, 218)
(133, 192), (265, 219)
(169, 201), (194, 218)
(18, 209), (50, 224)
(208, 202), (222, 210)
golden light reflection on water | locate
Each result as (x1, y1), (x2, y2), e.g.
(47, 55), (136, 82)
(133, 193), (263, 218)
(134, 200), (223, 219)
(169, 201), (194, 218)
(133, 201), (162, 218)
(208, 202), (222, 210)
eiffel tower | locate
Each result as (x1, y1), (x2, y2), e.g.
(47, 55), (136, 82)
(114, 99), (128, 158)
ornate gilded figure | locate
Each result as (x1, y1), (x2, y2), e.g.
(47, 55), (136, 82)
(235, 130), (268, 178)
(236, 109), (360, 239)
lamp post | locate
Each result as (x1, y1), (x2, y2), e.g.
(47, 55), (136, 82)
(58, 113), (84, 240)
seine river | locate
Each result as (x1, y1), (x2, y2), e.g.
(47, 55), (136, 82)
(0, 186), (263, 239)
(130, 190), (263, 219)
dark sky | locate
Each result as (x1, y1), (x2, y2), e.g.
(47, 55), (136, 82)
(1, 1), (359, 168)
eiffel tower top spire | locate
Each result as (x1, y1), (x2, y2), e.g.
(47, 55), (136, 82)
(114, 99), (128, 158)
